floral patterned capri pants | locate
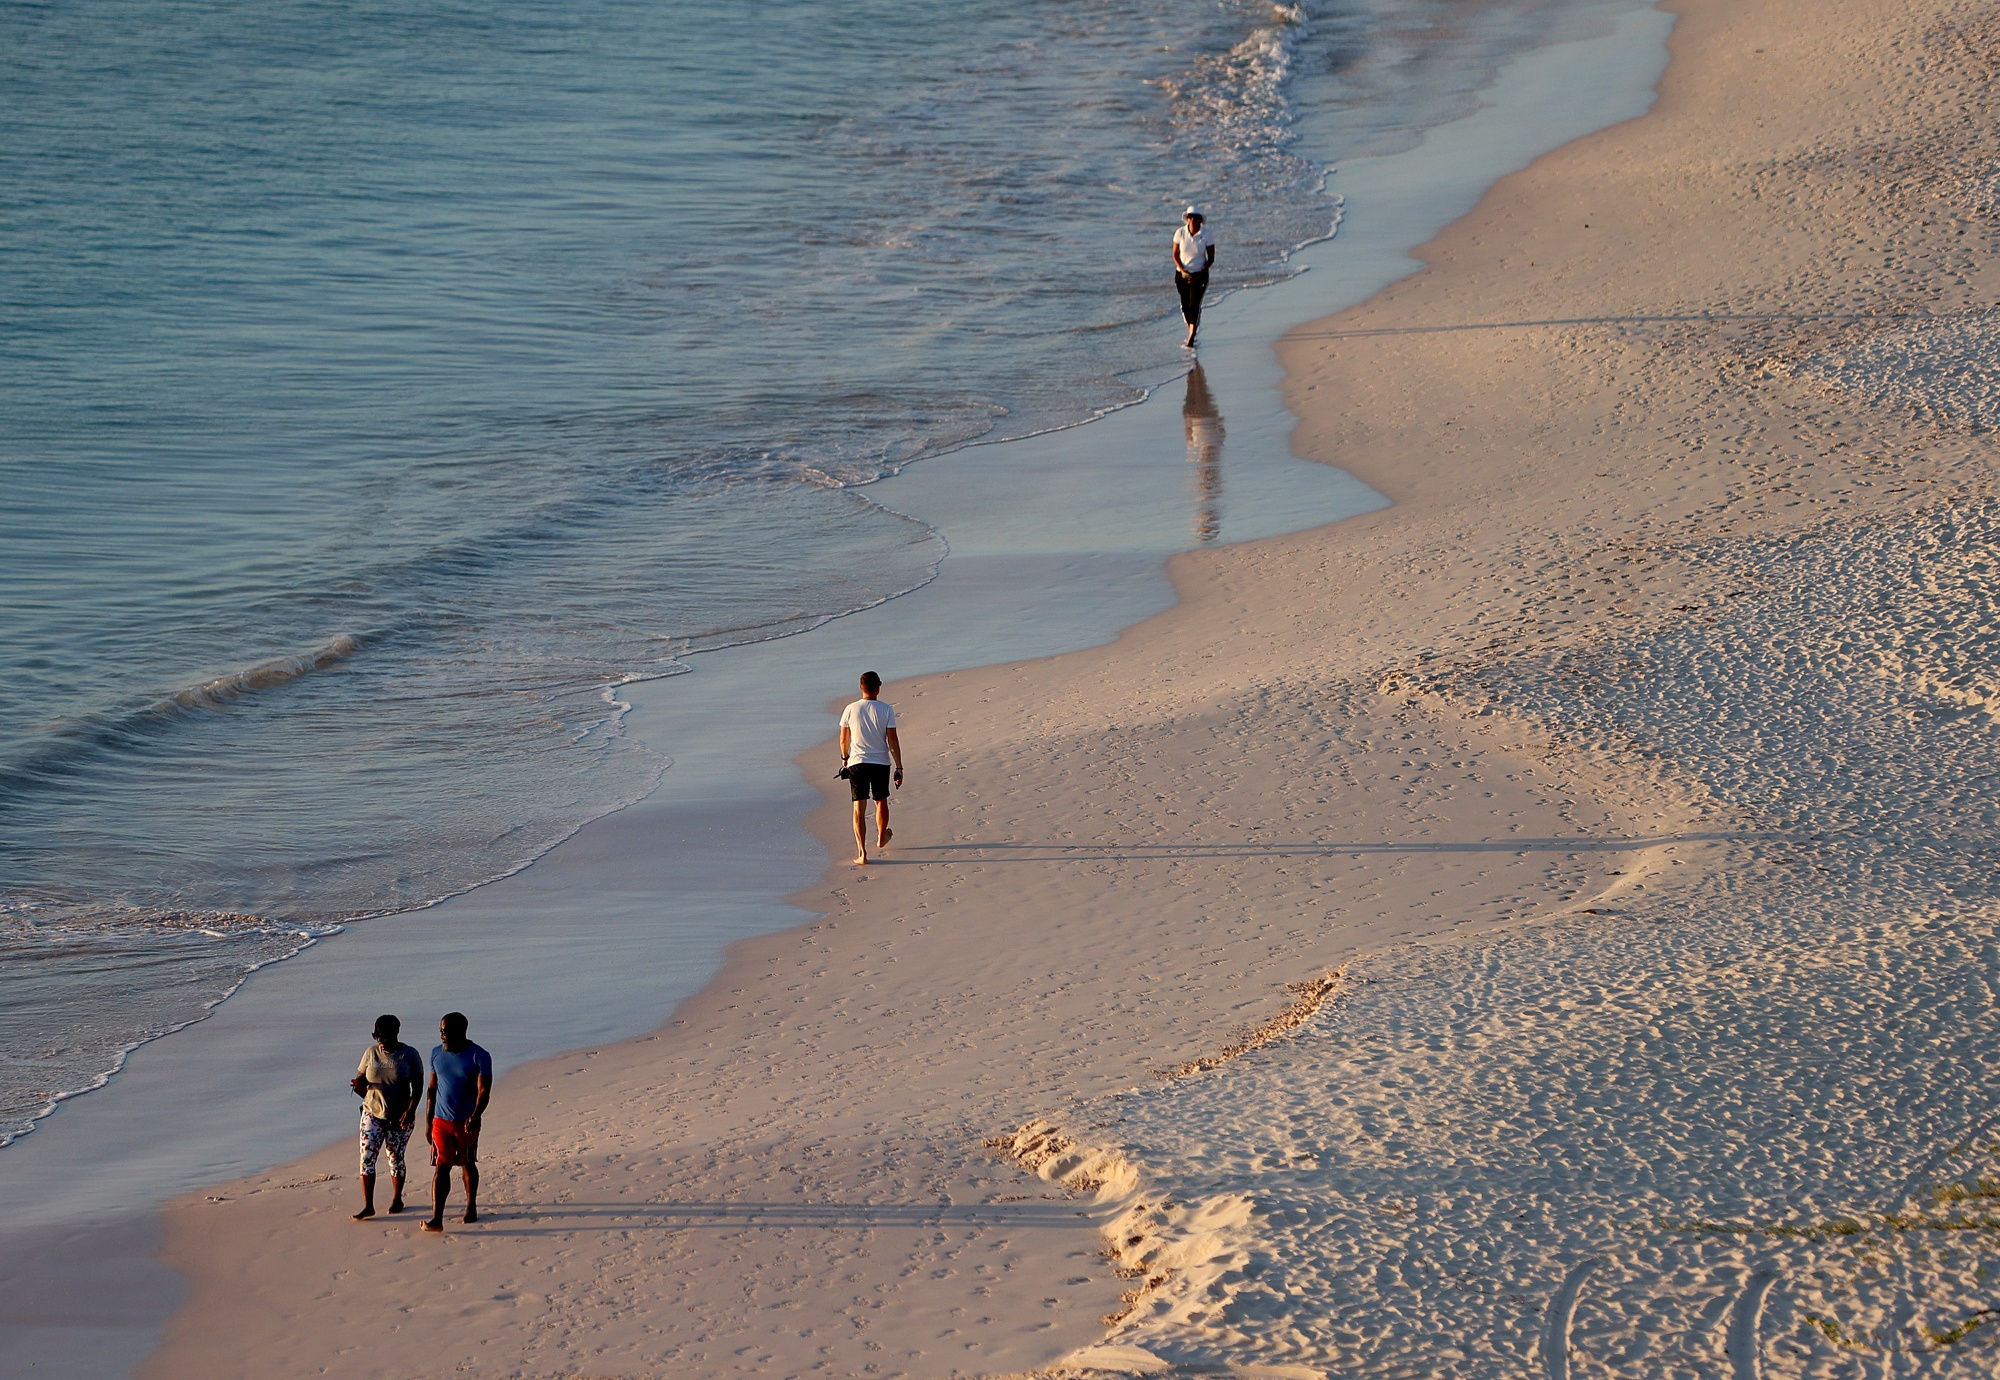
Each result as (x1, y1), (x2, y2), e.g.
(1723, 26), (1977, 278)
(358, 1111), (412, 1178)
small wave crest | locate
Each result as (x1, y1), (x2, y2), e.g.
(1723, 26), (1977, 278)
(163, 632), (362, 714)
(0, 892), (338, 941)
(0, 630), (372, 810)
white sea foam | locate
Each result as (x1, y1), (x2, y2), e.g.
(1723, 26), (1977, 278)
(0, 900), (340, 1146)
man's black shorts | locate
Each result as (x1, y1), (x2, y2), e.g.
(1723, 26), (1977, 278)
(848, 763), (892, 801)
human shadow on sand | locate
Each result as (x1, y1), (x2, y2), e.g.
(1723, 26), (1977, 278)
(908, 832), (1775, 864)
(459, 1199), (1087, 1238)
(1287, 308), (1985, 340)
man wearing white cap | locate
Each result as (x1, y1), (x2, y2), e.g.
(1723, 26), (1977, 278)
(1172, 206), (1216, 348)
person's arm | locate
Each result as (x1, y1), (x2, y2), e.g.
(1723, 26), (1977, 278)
(1173, 238), (1187, 274)
(839, 724), (852, 764)
(1201, 237), (1215, 273)
(885, 727), (903, 787)
(424, 1069), (438, 1128)
(470, 1065), (492, 1129)
(399, 1054), (421, 1129)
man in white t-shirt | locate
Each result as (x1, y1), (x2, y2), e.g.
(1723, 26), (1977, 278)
(838, 670), (904, 865)
(1172, 205), (1216, 348)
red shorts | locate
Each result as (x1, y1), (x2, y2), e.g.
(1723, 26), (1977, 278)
(429, 1116), (480, 1168)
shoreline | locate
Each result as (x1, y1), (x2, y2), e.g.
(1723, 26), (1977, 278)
(2, 7), (1696, 1377)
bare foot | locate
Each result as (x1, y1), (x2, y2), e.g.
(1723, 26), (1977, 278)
(422, 1219), (444, 1233)
(387, 1200), (404, 1214)
(878, 826), (892, 850)
(850, 852), (869, 866)
(463, 1209), (478, 1224)
(352, 1206), (375, 1221)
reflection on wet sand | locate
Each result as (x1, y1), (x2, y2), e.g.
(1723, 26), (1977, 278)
(1183, 363), (1225, 543)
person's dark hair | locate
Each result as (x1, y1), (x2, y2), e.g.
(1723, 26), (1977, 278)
(860, 670), (882, 692)
(373, 1014), (401, 1041)
(442, 1011), (469, 1039)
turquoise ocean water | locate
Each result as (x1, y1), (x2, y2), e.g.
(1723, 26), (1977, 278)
(1, 0), (1612, 1143)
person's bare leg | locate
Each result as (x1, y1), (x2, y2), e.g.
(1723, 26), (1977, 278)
(462, 1161), (480, 1224)
(353, 1171), (376, 1220)
(425, 1164), (450, 1231)
(876, 798), (891, 850)
(388, 1170), (406, 1213)
(850, 800), (869, 865)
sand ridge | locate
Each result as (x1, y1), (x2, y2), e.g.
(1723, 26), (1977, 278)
(142, 0), (2000, 1374)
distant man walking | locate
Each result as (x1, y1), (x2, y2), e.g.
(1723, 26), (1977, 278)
(839, 670), (903, 866)
(350, 1013), (422, 1220)
(1172, 206), (1216, 348)
(423, 1011), (492, 1233)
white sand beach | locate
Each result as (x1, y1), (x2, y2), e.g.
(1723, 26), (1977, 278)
(116, 0), (2000, 1373)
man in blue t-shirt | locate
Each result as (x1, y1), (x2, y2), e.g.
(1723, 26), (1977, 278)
(422, 1010), (493, 1233)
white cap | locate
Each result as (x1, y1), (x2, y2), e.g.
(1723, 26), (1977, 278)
(1184, 205), (1204, 219)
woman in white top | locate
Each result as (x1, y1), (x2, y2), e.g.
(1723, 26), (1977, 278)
(350, 1013), (423, 1219)
(1172, 206), (1216, 347)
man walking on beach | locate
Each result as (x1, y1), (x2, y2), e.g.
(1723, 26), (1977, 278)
(1173, 205), (1216, 348)
(423, 1011), (492, 1233)
(350, 1014), (422, 1220)
(839, 670), (903, 866)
